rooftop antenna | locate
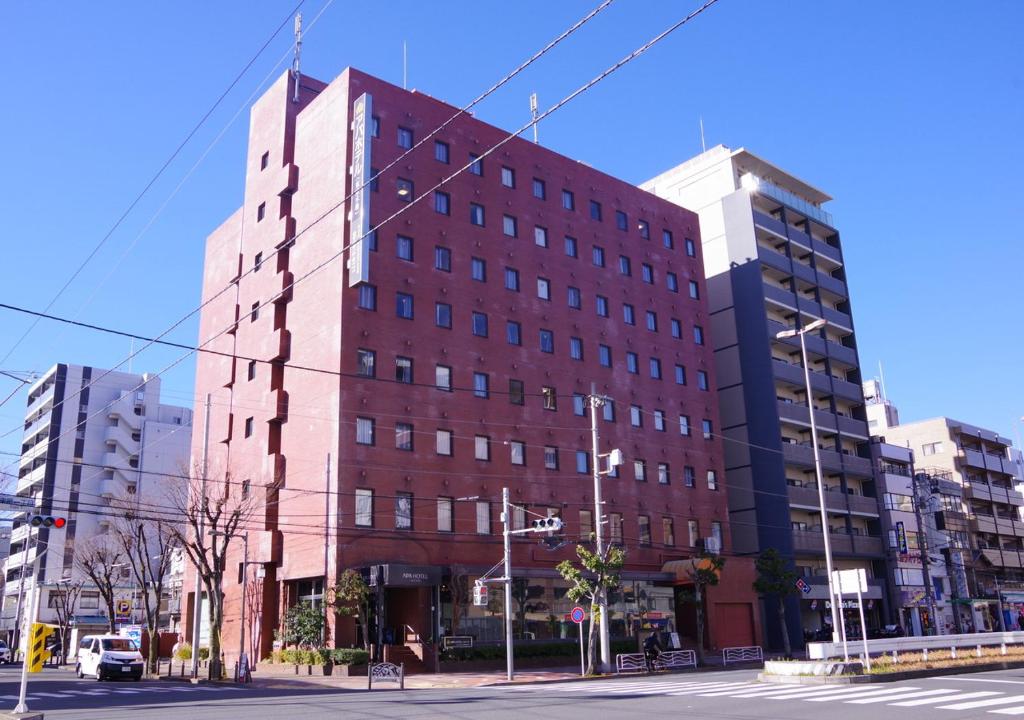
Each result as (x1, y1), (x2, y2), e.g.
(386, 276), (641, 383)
(878, 361), (888, 402)
(403, 41), (408, 89)
(128, 338), (134, 374)
(699, 115), (706, 153)
(291, 13), (302, 103)
(530, 93), (539, 144)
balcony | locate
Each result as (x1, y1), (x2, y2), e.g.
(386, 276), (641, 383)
(787, 484), (848, 513)
(962, 448), (989, 470)
(852, 535), (884, 555)
(792, 261), (816, 285)
(827, 340), (858, 367)
(104, 424), (138, 453)
(752, 210), (788, 238)
(745, 175), (835, 227)
(16, 464), (46, 495)
(831, 377), (863, 402)
(771, 358), (833, 395)
(816, 270), (847, 299)
(965, 483), (992, 502)
(842, 453), (874, 478)
(757, 245), (791, 274)
(847, 494), (881, 516)
(783, 442), (845, 474)
(777, 400), (839, 433)
(763, 283), (798, 310)
(823, 306), (853, 332)
(813, 237), (842, 264)
(971, 515), (999, 534)
(836, 414), (869, 438)
(982, 548), (1023, 569)
(107, 393), (143, 430)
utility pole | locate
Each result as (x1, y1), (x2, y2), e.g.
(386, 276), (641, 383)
(14, 545), (45, 714)
(588, 383), (611, 674)
(291, 13), (302, 103)
(323, 453), (331, 650)
(238, 532), (248, 682)
(190, 394), (211, 679)
(910, 461), (940, 635)
(502, 487), (514, 681)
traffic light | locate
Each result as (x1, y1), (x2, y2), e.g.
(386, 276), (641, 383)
(29, 515), (66, 529)
(531, 517), (563, 532)
(27, 622), (55, 673)
(472, 583), (489, 607)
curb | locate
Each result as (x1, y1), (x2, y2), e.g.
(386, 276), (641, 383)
(761, 658), (1024, 685)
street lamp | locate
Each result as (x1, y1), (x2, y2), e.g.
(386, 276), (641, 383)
(775, 317), (840, 644)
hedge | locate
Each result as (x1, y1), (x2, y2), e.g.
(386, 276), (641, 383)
(441, 639), (636, 662)
(265, 648), (369, 665)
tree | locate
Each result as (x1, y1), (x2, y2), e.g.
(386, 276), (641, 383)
(510, 578), (545, 638)
(245, 575), (264, 661)
(329, 569), (370, 651)
(448, 567), (471, 635)
(172, 465), (255, 680)
(112, 500), (178, 672)
(74, 537), (125, 634)
(684, 551), (726, 664)
(753, 548), (800, 658)
(556, 543), (625, 675)
(49, 578), (84, 664)
(282, 601), (326, 650)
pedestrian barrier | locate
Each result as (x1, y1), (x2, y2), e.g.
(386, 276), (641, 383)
(722, 646), (763, 665)
(615, 650), (697, 673)
(367, 661), (404, 690)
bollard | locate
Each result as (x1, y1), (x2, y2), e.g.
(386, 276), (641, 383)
(977, 645), (982, 658)
(923, 648), (928, 661)
(892, 650), (899, 664)
(951, 646), (957, 659)
(1002, 643), (1008, 656)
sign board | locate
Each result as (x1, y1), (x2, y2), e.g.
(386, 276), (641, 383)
(0, 493), (35, 509)
(896, 521), (909, 554)
(346, 92), (373, 287)
(381, 564), (442, 588)
(832, 568), (868, 594)
(119, 625), (142, 650)
(795, 577), (811, 594)
(669, 632), (681, 649)
(442, 636), (473, 649)
(115, 599), (132, 623)
(570, 606), (586, 624)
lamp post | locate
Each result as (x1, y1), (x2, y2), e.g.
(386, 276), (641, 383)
(775, 317), (840, 644)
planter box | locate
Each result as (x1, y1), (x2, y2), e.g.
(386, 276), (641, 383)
(763, 660), (864, 677)
(255, 663), (368, 677)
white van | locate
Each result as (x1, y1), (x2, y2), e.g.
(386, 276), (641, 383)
(75, 635), (143, 681)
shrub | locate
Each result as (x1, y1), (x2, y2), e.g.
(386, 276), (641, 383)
(198, 647), (210, 661)
(173, 642), (192, 662)
(331, 648), (369, 665)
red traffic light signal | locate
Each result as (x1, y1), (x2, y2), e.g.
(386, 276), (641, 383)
(29, 515), (66, 529)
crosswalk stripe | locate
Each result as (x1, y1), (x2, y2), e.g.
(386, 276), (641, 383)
(845, 688), (958, 704)
(695, 685), (775, 697)
(32, 692), (73, 698)
(606, 681), (702, 693)
(990, 707), (1024, 716)
(666, 683), (756, 696)
(938, 695), (1024, 710)
(804, 686), (923, 702)
(732, 685), (865, 699)
(766, 685), (905, 701)
(890, 691), (1000, 707)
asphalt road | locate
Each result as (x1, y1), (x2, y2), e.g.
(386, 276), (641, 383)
(9, 666), (1024, 719)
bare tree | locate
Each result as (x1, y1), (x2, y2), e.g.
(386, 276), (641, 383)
(171, 465), (254, 680)
(49, 578), (84, 664)
(111, 499), (178, 672)
(245, 575), (263, 661)
(74, 537), (125, 634)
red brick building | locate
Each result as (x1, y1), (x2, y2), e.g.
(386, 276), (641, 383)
(189, 67), (760, 671)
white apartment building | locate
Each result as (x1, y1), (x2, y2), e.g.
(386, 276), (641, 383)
(2, 363), (192, 650)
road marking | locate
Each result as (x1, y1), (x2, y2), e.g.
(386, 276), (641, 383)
(939, 695), (1024, 710)
(845, 688), (958, 704)
(942, 678), (1024, 685)
(803, 686), (924, 702)
(695, 684), (779, 697)
(739, 685), (878, 699)
(606, 681), (702, 693)
(109, 689), (142, 694)
(32, 692), (74, 698)
(764, 685), (902, 700)
(991, 708), (1024, 716)
(666, 683), (757, 696)
(890, 690), (999, 706)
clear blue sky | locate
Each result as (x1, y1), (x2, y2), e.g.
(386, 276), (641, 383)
(1, 0), (1022, 473)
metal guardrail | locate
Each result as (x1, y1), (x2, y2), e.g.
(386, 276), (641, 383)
(722, 646), (764, 665)
(615, 650), (696, 673)
(808, 630), (1024, 660)
(368, 661), (404, 690)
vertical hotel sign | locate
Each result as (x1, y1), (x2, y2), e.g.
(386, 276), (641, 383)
(347, 92), (372, 287)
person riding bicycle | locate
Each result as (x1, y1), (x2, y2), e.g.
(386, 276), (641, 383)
(642, 631), (664, 672)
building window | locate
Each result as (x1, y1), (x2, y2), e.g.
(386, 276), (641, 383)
(469, 153), (483, 175)
(653, 409), (665, 431)
(689, 280), (700, 299)
(646, 311), (658, 332)
(254, 252), (263, 272)
(397, 126), (413, 149)
(539, 329), (554, 353)
(356, 349), (375, 378)
(509, 379), (525, 405)
(434, 191), (450, 215)
(610, 513), (623, 544)
(244, 417), (254, 438)
(395, 356), (413, 384)
(569, 337), (583, 360)
(663, 518), (675, 546)
(622, 304), (635, 325)
(501, 166), (516, 188)
(694, 325), (705, 345)
(396, 292), (414, 319)
(702, 419), (713, 440)
(248, 359), (258, 381)
(711, 521), (723, 551)
(510, 441), (525, 466)
(614, 210), (627, 231)
(435, 364), (452, 391)
(358, 285), (376, 310)
(476, 501), (491, 534)
(532, 177), (546, 198)
(473, 372), (489, 398)
(356, 417), (374, 445)
(257, 202), (266, 222)
(544, 446), (559, 470)
(475, 435), (491, 461)
(667, 272), (678, 293)
(641, 263), (653, 284)
(688, 519), (699, 547)
(684, 465), (695, 488)
(562, 189), (575, 210)
(564, 235), (578, 257)
(542, 386), (557, 411)
(567, 286), (582, 309)
(369, 116), (380, 138)
(437, 497), (453, 533)
(686, 237), (696, 256)
(436, 429), (453, 456)
(534, 225), (548, 247)
(626, 352), (639, 374)
(630, 405), (642, 427)
(260, 151), (269, 170)
(470, 202), (485, 226)
(503, 214), (518, 237)
(434, 245), (451, 272)
(576, 451), (590, 474)
(396, 234), (414, 261)
(707, 470), (718, 490)
(697, 370), (709, 391)
(922, 442), (944, 456)
(618, 255), (631, 276)
(602, 400), (615, 422)
(663, 229), (674, 249)
(638, 516), (651, 545)
(506, 321), (522, 346)
(573, 394), (586, 416)
(537, 277), (551, 300)
(638, 219), (650, 239)
(589, 200), (603, 221)
(579, 510), (593, 539)
(369, 168), (379, 192)
(395, 423), (413, 451)
(592, 246), (605, 268)
(250, 302), (259, 322)
(598, 344), (611, 367)
(355, 489), (373, 527)
(395, 492), (413, 530)
(505, 267), (520, 291)
(679, 415), (691, 437)
(674, 365), (686, 385)
(434, 140), (449, 163)
(471, 311), (488, 337)
(634, 460), (647, 482)
(671, 318), (682, 339)
(596, 295), (609, 317)
(650, 358), (662, 380)
(471, 257), (486, 282)
(396, 177), (414, 202)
